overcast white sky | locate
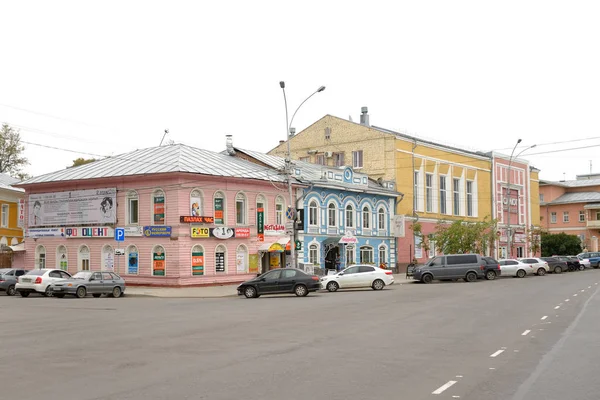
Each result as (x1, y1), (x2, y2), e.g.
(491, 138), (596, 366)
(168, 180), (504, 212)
(1, 1), (599, 181)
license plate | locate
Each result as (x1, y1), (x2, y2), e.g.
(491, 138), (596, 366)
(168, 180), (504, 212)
(53, 287), (62, 291)
(22, 278), (31, 282)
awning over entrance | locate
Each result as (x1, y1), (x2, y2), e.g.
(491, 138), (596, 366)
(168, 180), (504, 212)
(9, 243), (25, 252)
(258, 238), (290, 252)
(584, 203), (600, 210)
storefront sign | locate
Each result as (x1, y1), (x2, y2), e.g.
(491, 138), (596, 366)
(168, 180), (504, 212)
(65, 227), (114, 238)
(143, 226), (172, 237)
(124, 226), (144, 237)
(191, 227), (210, 238)
(153, 196), (165, 224)
(235, 228), (250, 238)
(104, 251), (114, 271)
(214, 198), (224, 224)
(339, 231), (358, 244)
(18, 199), (25, 228)
(393, 215), (405, 238)
(215, 251), (225, 272)
(28, 188), (116, 227)
(264, 224), (285, 236)
(192, 252), (204, 275)
(180, 216), (214, 224)
(249, 254), (259, 274)
(257, 207), (264, 242)
(212, 227), (235, 239)
(28, 228), (65, 238)
(270, 252), (281, 267)
(295, 240), (302, 250)
(128, 252), (139, 274)
(153, 251), (165, 276)
(190, 195), (202, 216)
(236, 251), (247, 273)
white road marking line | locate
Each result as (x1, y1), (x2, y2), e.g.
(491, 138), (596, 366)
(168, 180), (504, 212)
(565, 299), (570, 302)
(522, 330), (531, 336)
(432, 381), (457, 395)
(581, 290), (585, 292)
(514, 350), (520, 352)
(489, 367), (496, 370)
(541, 316), (548, 320)
(452, 396), (461, 399)
(490, 350), (505, 357)
(501, 346), (507, 349)
(589, 286), (592, 289)
(573, 294), (578, 297)
(456, 375), (463, 378)
(554, 306), (560, 309)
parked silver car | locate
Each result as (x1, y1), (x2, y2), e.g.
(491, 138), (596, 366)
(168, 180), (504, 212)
(50, 271), (126, 298)
(0, 268), (29, 296)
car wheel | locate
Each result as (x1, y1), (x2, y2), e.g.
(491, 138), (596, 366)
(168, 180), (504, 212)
(465, 272), (477, 282)
(6, 285), (16, 296)
(75, 286), (87, 298)
(244, 286), (257, 299)
(579, 265), (585, 271)
(554, 266), (563, 274)
(485, 270), (496, 280)
(294, 284), (309, 297)
(19, 291), (30, 297)
(537, 268), (546, 276)
(516, 269), (526, 278)
(92, 294), (102, 298)
(326, 281), (339, 292)
(44, 286), (53, 297)
(55, 293), (65, 298)
(594, 264), (599, 269)
(372, 279), (385, 290)
(112, 286), (122, 298)
(422, 274), (433, 284)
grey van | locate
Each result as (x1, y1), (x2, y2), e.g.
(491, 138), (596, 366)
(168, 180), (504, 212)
(412, 254), (486, 283)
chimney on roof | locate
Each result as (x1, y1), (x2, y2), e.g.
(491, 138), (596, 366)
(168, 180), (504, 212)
(225, 135), (236, 156)
(279, 140), (285, 145)
(360, 106), (370, 126)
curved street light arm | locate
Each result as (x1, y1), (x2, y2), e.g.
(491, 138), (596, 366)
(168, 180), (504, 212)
(289, 86), (326, 133)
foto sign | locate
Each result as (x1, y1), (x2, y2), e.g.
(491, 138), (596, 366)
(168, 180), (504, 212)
(115, 228), (125, 242)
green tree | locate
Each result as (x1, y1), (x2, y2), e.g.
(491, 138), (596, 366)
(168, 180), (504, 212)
(69, 158), (97, 168)
(540, 232), (582, 256)
(0, 123), (28, 176)
(434, 217), (497, 255)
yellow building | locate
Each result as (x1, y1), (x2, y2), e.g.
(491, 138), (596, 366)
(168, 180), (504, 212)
(0, 173), (25, 267)
(269, 108), (498, 266)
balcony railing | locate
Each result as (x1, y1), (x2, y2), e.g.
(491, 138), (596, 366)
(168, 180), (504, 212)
(587, 220), (600, 228)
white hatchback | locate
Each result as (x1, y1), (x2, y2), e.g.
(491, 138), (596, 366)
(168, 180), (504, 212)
(518, 258), (550, 276)
(321, 265), (394, 292)
(16, 269), (72, 297)
(498, 259), (535, 278)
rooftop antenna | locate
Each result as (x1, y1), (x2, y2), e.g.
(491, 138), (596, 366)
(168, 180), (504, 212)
(590, 160), (593, 175)
(563, 172), (566, 181)
(159, 129), (169, 146)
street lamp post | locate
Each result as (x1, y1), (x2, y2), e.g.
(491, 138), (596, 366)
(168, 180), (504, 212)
(279, 81), (325, 269)
(506, 140), (536, 258)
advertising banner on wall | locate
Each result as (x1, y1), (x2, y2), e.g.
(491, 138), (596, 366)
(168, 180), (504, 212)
(264, 224), (285, 236)
(153, 196), (165, 224)
(128, 252), (138, 274)
(28, 188), (116, 227)
(18, 198), (25, 228)
(215, 251), (225, 272)
(143, 226), (172, 237)
(192, 252), (204, 275)
(236, 251), (247, 273)
(190, 195), (202, 216)
(214, 198), (224, 224)
(153, 251), (165, 276)
(257, 208), (264, 242)
(191, 227), (250, 239)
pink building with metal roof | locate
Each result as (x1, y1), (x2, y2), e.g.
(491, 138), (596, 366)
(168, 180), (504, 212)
(16, 144), (299, 286)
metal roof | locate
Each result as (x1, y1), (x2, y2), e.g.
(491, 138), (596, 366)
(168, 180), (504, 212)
(540, 178), (600, 188)
(18, 144), (287, 185)
(0, 173), (24, 193)
(544, 192), (600, 205)
(231, 147), (400, 197)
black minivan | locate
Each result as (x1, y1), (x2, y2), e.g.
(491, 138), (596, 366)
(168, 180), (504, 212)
(412, 254), (490, 283)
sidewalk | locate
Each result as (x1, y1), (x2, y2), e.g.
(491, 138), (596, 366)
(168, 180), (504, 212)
(125, 274), (416, 298)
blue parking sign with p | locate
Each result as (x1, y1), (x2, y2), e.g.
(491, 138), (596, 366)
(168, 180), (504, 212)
(115, 228), (125, 242)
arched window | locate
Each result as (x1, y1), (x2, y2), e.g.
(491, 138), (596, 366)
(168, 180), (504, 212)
(192, 244), (204, 276)
(236, 192), (247, 225)
(378, 245), (387, 267)
(214, 191), (226, 225)
(309, 243), (319, 265)
(190, 189), (203, 217)
(256, 194), (267, 225)
(0, 237), (7, 246)
(328, 203), (337, 227)
(35, 245), (46, 269)
(127, 245), (139, 275)
(127, 190), (139, 225)
(152, 189), (165, 225)
(102, 244), (114, 272)
(236, 244), (248, 273)
(152, 245), (166, 276)
(378, 207), (386, 230)
(345, 246), (355, 266)
(56, 245), (68, 271)
(10, 238), (18, 246)
(345, 204), (355, 229)
(360, 246), (374, 264)
(309, 200), (318, 226)
(215, 244), (226, 273)
(362, 206), (371, 229)
(78, 245), (90, 271)
(275, 196), (285, 225)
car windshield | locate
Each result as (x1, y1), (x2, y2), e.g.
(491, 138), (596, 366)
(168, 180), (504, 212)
(72, 272), (92, 280)
(25, 270), (46, 276)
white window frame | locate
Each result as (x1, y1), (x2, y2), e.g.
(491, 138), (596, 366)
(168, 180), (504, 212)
(440, 176), (447, 215)
(453, 178), (460, 216)
(78, 245), (90, 271)
(378, 207), (386, 230)
(236, 244), (248, 274)
(362, 205), (371, 229)
(334, 152), (344, 167)
(428, 239), (436, 257)
(516, 247), (524, 258)
(35, 245), (46, 269)
(563, 211), (569, 223)
(309, 200), (318, 226)
(360, 246), (374, 264)
(550, 212), (557, 223)
(309, 243), (319, 265)
(414, 171), (419, 212)
(236, 192), (247, 225)
(579, 211), (585, 222)
(275, 196), (285, 225)
(127, 190), (139, 225)
(378, 245), (387, 266)
(414, 235), (422, 259)
(215, 244), (227, 273)
(327, 202), (337, 227)
(56, 245), (68, 271)
(1, 204), (8, 227)
(214, 191), (226, 225)
(345, 204), (354, 229)
(352, 150), (363, 168)
(316, 154), (325, 165)
(345, 246), (355, 266)
(102, 244), (114, 272)
(466, 180), (474, 217)
(190, 189), (203, 216)
(426, 173), (433, 212)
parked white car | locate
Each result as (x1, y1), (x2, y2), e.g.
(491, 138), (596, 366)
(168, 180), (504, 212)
(16, 269), (72, 297)
(498, 259), (535, 278)
(517, 258), (550, 276)
(321, 265), (394, 292)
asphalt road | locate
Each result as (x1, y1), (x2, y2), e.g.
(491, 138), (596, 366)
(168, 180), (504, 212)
(2, 270), (600, 400)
